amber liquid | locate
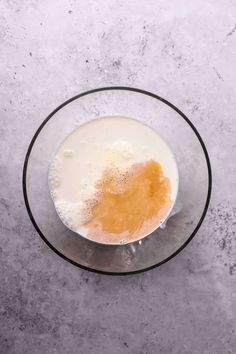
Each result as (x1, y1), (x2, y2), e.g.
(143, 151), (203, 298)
(84, 160), (172, 242)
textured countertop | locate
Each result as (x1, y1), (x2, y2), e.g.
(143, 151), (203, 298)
(0, 1), (235, 353)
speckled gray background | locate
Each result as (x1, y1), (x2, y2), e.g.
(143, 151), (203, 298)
(0, 1), (236, 353)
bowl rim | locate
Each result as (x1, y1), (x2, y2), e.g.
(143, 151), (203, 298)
(22, 86), (212, 275)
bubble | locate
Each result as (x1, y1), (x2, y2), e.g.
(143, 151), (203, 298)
(51, 190), (57, 199)
(49, 174), (60, 189)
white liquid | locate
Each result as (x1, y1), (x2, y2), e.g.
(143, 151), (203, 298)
(49, 116), (179, 244)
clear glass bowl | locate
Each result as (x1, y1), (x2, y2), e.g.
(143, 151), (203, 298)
(23, 87), (212, 274)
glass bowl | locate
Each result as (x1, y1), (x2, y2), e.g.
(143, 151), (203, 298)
(23, 87), (212, 275)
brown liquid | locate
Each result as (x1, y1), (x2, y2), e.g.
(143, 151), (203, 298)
(83, 160), (172, 243)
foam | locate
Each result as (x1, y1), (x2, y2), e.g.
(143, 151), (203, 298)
(49, 174), (60, 189)
(55, 200), (84, 230)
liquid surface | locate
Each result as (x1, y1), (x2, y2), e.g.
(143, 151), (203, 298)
(49, 116), (179, 244)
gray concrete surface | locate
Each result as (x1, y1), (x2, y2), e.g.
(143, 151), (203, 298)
(0, 0), (236, 353)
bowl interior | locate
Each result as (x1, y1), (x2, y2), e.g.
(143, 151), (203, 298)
(48, 115), (180, 245)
